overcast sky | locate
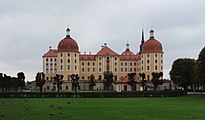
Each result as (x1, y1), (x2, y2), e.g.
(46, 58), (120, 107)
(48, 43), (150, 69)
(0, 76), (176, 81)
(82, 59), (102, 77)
(0, 0), (204, 81)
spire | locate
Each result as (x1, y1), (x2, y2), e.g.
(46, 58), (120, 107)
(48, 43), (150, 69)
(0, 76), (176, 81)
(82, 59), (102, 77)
(140, 29), (145, 53)
(150, 29), (154, 39)
(126, 42), (129, 50)
(66, 26), (71, 38)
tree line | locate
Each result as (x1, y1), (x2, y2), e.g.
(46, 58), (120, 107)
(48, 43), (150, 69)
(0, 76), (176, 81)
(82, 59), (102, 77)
(0, 72), (25, 92)
(170, 47), (205, 91)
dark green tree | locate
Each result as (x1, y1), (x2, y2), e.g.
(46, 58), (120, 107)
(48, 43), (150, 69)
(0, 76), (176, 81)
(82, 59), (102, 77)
(196, 47), (205, 89)
(151, 72), (164, 90)
(53, 74), (64, 92)
(89, 75), (96, 91)
(139, 73), (146, 91)
(127, 73), (137, 91)
(170, 58), (196, 91)
(103, 71), (114, 90)
(35, 72), (46, 93)
(17, 72), (25, 92)
(0, 73), (4, 92)
(70, 74), (80, 93)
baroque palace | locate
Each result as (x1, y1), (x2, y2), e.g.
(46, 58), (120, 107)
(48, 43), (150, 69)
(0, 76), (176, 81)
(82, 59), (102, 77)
(42, 27), (163, 92)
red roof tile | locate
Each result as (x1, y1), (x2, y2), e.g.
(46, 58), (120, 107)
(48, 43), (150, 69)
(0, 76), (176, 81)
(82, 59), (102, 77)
(118, 75), (141, 84)
(79, 54), (96, 61)
(43, 49), (57, 57)
(96, 45), (119, 56)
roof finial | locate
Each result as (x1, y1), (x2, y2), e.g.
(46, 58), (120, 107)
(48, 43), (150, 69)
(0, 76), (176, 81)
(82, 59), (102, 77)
(150, 26), (154, 39)
(49, 46), (52, 50)
(66, 25), (71, 38)
(126, 41), (129, 50)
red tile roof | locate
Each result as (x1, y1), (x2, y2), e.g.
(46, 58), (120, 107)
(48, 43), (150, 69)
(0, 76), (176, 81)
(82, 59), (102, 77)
(96, 45), (119, 56)
(120, 53), (141, 61)
(79, 54), (96, 61)
(118, 75), (141, 84)
(43, 49), (57, 57)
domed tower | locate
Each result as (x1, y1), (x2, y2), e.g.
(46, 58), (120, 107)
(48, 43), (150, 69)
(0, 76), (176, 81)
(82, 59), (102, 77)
(141, 29), (163, 80)
(57, 27), (80, 80)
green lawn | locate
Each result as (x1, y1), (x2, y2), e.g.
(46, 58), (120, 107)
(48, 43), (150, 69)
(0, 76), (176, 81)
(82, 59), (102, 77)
(0, 95), (205, 120)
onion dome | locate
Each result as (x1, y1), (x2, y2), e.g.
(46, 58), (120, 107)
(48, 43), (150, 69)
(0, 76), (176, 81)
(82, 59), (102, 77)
(141, 29), (163, 53)
(57, 27), (79, 52)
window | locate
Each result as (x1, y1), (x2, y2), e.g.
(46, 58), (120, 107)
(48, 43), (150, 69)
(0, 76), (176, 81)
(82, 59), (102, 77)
(60, 65), (63, 70)
(67, 59), (70, 63)
(46, 58), (48, 62)
(82, 76), (84, 80)
(75, 54), (77, 57)
(82, 62), (84, 66)
(68, 53), (70, 56)
(142, 66), (143, 71)
(99, 68), (102, 72)
(61, 53), (63, 57)
(147, 54), (150, 58)
(141, 55), (143, 58)
(50, 58), (52, 62)
(46, 63), (48, 67)
(155, 54), (158, 58)
(82, 68), (84, 72)
(66, 86), (68, 90)
(121, 68), (123, 72)
(155, 60), (157, 63)
(114, 75), (117, 81)
(134, 68), (136, 72)
(147, 75), (150, 80)
(142, 60), (143, 64)
(87, 68), (90, 72)
(54, 63), (57, 67)
(134, 62), (136, 66)
(67, 65), (70, 70)
(47, 86), (50, 90)
(67, 75), (70, 80)
(46, 68), (48, 73)
(155, 66), (157, 70)
(54, 58), (57, 62)
(130, 62), (132, 66)
(161, 60), (163, 64)
(93, 68), (95, 72)
(130, 68), (132, 72)
(121, 62), (123, 66)
(125, 62), (127, 66)
(99, 57), (101, 60)
(115, 68), (117, 72)
(87, 62), (90, 66)
(99, 62), (102, 66)
(93, 62), (95, 66)
(161, 66), (163, 70)
(60, 59), (63, 63)
(50, 68), (53, 73)
(75, 65), (77, 70)
(75, 59), (77, 63)
(99, 75), (102, 80)
(147, 66), (150, 71)
(115, 62), (117, 66)
(125, 68), (127, 72)
(87, 76), (90, 80)
(115, 57), (117, 60)
(147, 60), (150, 64)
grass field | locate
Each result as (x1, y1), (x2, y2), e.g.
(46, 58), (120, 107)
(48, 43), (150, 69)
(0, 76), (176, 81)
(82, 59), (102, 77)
(0, 95), (205, 120)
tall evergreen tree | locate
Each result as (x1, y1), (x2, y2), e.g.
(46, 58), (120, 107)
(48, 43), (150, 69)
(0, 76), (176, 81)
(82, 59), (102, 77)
(17, 72), (25, 92)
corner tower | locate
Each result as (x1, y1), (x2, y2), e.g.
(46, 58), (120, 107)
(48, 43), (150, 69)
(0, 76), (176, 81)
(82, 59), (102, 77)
(141, 29), (163, 80)
(57, 27), (80, 80)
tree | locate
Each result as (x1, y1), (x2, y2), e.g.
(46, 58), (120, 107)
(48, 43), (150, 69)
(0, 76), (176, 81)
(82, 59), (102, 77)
(53, 74), (64, 92)
(70, 74), (80, 93)
(139, 73), (146, 91)
(151, 72), (164, 90)
(35, 72), (46, 93)
(103, 71), (114, 90)
(17, 72), (25, 92)
(196, 47), (205, 89)
(127, 73), (137, 91)
(89, 75), (96, 91)
(170, 58), (196, 91)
